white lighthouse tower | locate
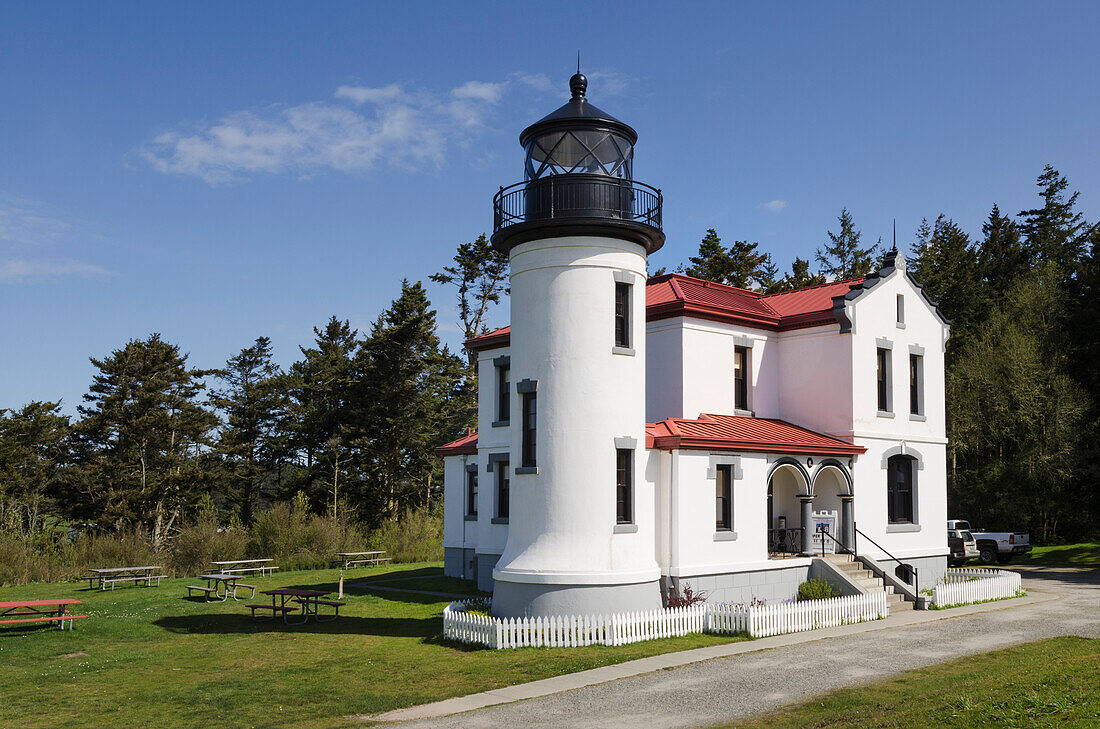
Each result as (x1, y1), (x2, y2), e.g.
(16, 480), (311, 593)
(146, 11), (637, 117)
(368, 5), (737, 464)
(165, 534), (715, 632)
(490, 72), (665, 617)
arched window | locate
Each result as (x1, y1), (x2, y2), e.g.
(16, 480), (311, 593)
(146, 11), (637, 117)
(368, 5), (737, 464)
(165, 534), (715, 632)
(886, 455), (915, 524)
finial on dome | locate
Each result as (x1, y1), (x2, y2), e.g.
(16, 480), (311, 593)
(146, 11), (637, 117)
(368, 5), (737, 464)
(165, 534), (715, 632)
(570, 71), (587, 100)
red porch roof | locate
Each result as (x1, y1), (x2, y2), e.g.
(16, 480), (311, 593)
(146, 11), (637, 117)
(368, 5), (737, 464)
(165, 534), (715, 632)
(646, 413), (865, 456)
(434, 428), (479, 456)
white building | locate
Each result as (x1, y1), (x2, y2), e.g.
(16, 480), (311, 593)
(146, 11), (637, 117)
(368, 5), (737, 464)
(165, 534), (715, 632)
(438, 73), (950, 618)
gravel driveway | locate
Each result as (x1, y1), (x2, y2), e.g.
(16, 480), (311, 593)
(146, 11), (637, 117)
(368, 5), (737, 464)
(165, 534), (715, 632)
(388, 568), (1100, 729)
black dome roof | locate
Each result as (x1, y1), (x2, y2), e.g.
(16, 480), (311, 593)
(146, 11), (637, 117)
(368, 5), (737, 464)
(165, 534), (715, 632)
(519, 73), (638, 146)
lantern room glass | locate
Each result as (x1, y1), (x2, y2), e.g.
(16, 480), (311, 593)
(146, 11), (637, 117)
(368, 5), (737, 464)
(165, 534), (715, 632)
(525, 130), (634, 180)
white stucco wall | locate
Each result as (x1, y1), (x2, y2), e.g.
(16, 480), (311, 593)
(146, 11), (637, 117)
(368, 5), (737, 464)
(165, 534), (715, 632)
(441, 454), (477, 552)
(493, 236), (659, 587)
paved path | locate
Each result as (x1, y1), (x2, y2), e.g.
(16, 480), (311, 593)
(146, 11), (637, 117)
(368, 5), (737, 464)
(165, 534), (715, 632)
(375, 568), (1099, 728)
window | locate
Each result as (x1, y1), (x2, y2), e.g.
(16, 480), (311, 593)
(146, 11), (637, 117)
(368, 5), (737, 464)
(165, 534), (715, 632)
(496, 364), (510, 423)
(877, 348), (891, 412)
(614, 282), (631, 348)
(715, 465), (732, 531)
(896, 294), (905, 325)
(887, 455), (914, 523)
(734, 346), (749, 411)
(521, 392), (537, 468)
(466, 469), (478, 517)
(909, 354), (923, 415)
(496, 461), (510, 519)
(616, 448), (633, 524)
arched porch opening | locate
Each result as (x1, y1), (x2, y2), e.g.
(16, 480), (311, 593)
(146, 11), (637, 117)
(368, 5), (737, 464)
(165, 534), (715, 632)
(767, 461), (811, 557)
(812, 462), (854, 553)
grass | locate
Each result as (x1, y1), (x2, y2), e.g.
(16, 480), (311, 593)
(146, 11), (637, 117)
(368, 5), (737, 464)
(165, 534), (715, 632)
(716, 636), (1100, 729)
(1024, 543), (1100, 567)
(0, 563), (744, 729)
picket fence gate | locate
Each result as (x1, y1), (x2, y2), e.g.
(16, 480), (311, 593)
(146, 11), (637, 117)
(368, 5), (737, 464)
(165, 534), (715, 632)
(443, 591), (889, 649)
(932, 568), (1022, 608)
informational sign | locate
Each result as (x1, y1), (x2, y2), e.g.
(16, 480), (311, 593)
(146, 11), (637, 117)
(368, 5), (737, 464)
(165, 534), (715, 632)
(812, 510), (839, 554)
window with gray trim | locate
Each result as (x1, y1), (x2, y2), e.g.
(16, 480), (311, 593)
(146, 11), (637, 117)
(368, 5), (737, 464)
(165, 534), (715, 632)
(496, 460), (509, 519)
(614, 282), (631, 348)
(909, 354), (924, 415)
(887, 454), (914, 523)
(496, 362), (510, 423)
(734, 346), (749, 411)
(466, 469), (478, 517)
(896, 294), (905, 325)
(521, 392), (537, 468)
(877, 347), (891, 412)
(616, 448), (633, 524)
(715, 464), (732, 531)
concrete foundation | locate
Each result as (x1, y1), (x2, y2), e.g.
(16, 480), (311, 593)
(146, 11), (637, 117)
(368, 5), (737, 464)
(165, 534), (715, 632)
(443, 547), (478, 582)
(492, 578), (663, 618)
(668, 563), (811, 605)
(476, 553), (500, 593)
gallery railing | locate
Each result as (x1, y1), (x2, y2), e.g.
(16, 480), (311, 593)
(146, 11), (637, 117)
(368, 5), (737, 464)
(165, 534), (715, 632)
(493, 175), (663, 234)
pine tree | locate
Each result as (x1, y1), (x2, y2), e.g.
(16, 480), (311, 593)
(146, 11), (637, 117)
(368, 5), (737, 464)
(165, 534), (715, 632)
(977, 204), (1028, 296)
(210, 336), (289, 521)
(430, 233), (510, 346)
(683, 229), (768, 288)
(73, 335), (216, 544)
(0, 401), (70, 534)
(756, 254), (782, 293)
(1018, 165), (1087, 276)
(817, 208), (879, 279)
(909, 216), (981, 348)
(775, 257), (827, 291)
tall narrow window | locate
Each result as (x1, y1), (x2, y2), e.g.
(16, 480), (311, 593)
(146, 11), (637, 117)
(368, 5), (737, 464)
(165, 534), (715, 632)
(521, 392), (537, 468)
(496, 364), (510, 423)
(614, 282), (631, 348)
(896, 294), (905, 325)
(909, 354), (923, 415)
(616, 448), (633, 524)
(715, 465), (732, 531)
(496, 461), (510, 519)
(466, 470), (478, 517)
(734, 346), (749, 411)
(887, 455), (914, 523)
(877, 348), (891, 412)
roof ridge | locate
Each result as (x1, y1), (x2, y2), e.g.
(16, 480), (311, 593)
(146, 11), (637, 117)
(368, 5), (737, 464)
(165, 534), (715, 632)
(665, 272), (764, 298)
(761, 276), (866, 298)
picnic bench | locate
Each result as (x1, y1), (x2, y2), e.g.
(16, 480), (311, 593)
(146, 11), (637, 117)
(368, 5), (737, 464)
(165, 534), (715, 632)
(247, 588), (345, 625)
(86, 566), (164, 591)
(0, 599), (85, 630)
(335, 551), (391, 570)
(209, 559), (279, 577)
(186, 573), (256, 602)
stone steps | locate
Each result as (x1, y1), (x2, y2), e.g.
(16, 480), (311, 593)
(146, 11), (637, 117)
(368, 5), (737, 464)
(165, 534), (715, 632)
(824, 553), (912, 609)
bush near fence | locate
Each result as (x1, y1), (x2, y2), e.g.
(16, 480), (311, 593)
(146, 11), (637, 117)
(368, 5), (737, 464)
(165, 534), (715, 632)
(443, 591), (889, 649)
(932, 568), (1023, 608)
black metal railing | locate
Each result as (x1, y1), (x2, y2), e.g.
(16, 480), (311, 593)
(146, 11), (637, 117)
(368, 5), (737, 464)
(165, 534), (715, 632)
(853, 524), (918, 587)
(493, 175), (662, 234)
(816, 524), (853, 557)
(768, 527), (805, 556)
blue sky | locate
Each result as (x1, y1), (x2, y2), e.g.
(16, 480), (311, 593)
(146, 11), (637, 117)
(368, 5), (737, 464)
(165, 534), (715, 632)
(2, 1), (1098, 414)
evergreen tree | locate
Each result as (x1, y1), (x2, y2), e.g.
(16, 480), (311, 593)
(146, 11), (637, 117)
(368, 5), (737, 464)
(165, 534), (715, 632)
(756, 254), (782, 293)
(908, 216), (982, 348)
(210, 336), (289, 521)
(0, 401), (70, 534)
(977, 204), (1028, 299)
(775, 257), (827, 291)
(430, 233), (510, 346)
(1018, 165), (1087, 276)
(73, 335), (216, 544)
(683, 229), (768, 288)
(817, 208), (879, 279)
(355, 281), (467, 523)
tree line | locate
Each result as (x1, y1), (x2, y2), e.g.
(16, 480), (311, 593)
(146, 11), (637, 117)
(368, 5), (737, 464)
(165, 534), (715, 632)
(1, 166), (1095, 546)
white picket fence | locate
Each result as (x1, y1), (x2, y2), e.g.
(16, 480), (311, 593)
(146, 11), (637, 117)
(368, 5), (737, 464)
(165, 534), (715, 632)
(708, 591), (888, 638)
(443, 591), (889, 648)
(932, 568), (1022, 607)
(442, 601), (706, 649)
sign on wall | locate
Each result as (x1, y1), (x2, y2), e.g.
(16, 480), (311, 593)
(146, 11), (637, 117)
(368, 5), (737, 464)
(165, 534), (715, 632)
(812, 510), (838, 554)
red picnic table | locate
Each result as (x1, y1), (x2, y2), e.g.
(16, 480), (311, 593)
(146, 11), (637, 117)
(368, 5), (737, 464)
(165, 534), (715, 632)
(247, 588), (345, 625)
(0, 599), (85, 631)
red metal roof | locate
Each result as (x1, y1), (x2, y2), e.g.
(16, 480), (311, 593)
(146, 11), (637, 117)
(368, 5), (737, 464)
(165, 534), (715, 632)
(434, 428), (479, 455)
(646, 413), (865, 456)
(463, 274), (867, 350)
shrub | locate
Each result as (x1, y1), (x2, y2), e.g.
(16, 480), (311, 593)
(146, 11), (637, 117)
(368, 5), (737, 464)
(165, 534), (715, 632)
(247, 492), (365, 570)
(665, 582), (708, 608)
(169, 495), (249, 575)
(369, 505), (443, 563)
(797, 577), (839, 601)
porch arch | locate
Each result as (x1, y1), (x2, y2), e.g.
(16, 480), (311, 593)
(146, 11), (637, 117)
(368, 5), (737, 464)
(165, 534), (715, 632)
(767, 459), (812, 557)
(812, 461), (854, 552)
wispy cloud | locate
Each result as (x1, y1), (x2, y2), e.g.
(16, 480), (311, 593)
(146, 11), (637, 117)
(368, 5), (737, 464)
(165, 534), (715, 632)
(0, 194), (115, 283)
(143, 74), (557, 185)
(759, 199), (790, 212)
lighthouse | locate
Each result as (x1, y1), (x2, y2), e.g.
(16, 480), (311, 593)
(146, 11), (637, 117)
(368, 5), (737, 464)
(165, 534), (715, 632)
(489, 71), (665, 617)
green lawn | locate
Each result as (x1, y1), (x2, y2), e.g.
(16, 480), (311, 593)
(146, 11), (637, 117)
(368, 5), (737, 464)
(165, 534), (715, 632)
(0, 563), (743, 729)
(716, 636), (1100, 729)
(1024, 543), (1100, 567)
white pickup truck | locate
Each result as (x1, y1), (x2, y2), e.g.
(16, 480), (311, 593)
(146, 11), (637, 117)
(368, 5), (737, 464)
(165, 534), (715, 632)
(947, 520), (1031, 564)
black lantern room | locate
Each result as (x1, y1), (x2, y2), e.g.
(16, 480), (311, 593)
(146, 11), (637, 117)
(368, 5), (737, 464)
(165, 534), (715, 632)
(492, 72), (664, 254)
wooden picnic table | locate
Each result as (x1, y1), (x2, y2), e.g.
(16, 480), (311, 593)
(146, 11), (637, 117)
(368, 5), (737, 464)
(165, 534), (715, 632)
(87, 566), (164, 591)
(209, 559), (278, 576)
(248, 588), (344, 625)
(335, 551), (390, 570)
(0, 599), (85, 630)
(186, 573), (257, 602)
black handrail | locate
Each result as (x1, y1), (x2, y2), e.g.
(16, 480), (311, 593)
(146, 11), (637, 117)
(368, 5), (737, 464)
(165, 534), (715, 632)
(816, 524), (853, 557)
(853, 523), (918, 587)
(493, 174), (663, 234)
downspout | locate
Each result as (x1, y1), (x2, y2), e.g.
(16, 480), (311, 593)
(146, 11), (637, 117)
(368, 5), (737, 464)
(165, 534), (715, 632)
(668, 449), (679, 589)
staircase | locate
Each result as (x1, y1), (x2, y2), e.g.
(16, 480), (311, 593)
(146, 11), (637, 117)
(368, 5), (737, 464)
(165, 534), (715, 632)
(824, 553), (913, 611)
